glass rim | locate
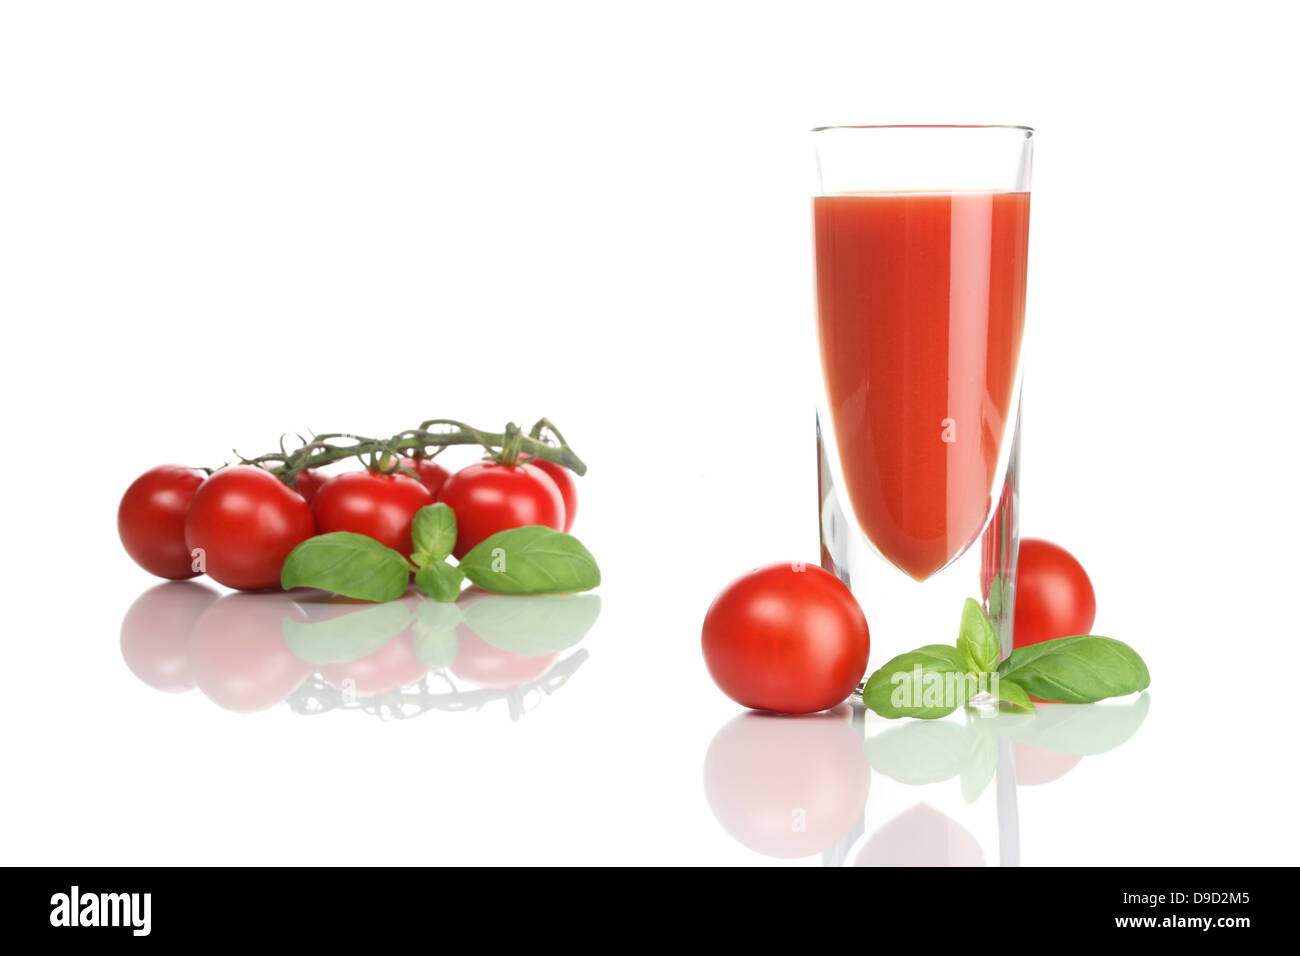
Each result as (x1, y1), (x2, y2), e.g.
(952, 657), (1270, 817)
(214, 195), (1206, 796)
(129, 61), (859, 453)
(811, 124), (1033, 133)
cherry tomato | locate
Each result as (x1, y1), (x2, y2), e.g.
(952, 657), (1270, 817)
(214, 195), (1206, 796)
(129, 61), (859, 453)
(399, 457), (452, 497)
(529, 458), (578, 532)
(704, 707), (870, 858)
(118, 465), (206, 579)
(437, 462), (565, 559)
(119, 580), (219, 691)
(188, 591), (313, 712)
(185, 466), (316, 591)
(702, 563), (870, 715)
(1013, 538), (1096, 648)
(291, 468), (326, 503)
(310, 470), (434, 556)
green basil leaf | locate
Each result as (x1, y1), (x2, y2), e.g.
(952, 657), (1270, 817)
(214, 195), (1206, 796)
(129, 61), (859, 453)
(411, 600), (462, 669)
(281, 601), (411, 665)
(410, 503), (457, 565)
(997, 635), (1150, 703)
(414, 561), (465, 603)
(459, 526), (600, 595)
(862, 644), (976, 720)
(993, 677), (1034, 711)
(957, 597), (1000, 673)
(281, 532), (414, 602)
(463, 594), (601, 656)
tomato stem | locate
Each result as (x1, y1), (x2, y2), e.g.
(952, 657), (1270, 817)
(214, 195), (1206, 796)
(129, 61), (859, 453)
(238, 417), (587, 488)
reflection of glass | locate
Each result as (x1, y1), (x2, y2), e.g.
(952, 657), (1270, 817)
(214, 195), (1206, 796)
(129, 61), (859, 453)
(813, 126), (1033, 665)
(119, 583), (599, 721)
(704, 695), (1149, 866)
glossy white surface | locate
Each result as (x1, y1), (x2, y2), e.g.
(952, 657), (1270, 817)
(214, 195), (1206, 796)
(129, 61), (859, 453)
(2, 0), (1298, 865)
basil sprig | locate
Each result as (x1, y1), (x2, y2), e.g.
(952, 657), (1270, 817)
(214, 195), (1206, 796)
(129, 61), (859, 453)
(280, 504), (600, 604)
(861, 599), (1150, 720)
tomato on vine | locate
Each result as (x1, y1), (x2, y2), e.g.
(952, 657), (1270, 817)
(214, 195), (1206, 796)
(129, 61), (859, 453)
(528, 458), (578, 532)
(437, 462), (566, 559)
(185, 466), (316, 591)
(399, 457), (452, 497)
(310, 470), (435, 555)
(118, 465), (206, 579)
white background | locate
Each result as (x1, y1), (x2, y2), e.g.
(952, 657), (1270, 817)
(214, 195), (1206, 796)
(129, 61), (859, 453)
(1, 0), (1297, 865)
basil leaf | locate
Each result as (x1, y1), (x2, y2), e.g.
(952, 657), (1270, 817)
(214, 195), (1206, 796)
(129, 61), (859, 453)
(463, 594), (601, 655)
(997, 635), (1150, 703)
(281, 601), (411, 665)
(862, 645), (976, 720)
(412, 600), (462, 669)
(993, 678), (1034, 711)
(281, 532), (414, 602)
(414, 561), (465, 603)
(459, 526), (600, 595)
(410, 503), (457, 565)
(957, 597), (999, 673)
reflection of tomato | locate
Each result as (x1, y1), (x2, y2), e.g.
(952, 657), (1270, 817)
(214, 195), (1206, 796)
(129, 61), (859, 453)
(702, 563), (870, 714)
(1013, 742), (1082, 786)
(118, 465), (206, 579)
(704, 707), (869, 859)
(119, 581), (219, 691)
(528, 459), (578, 532)
(310, 470), (434, 556)
(437, 463), (565, 559)
(1014, 539), (1096, 648)
(855, 803), (985, 867)
(189, 592), (313, 712)
(320, 633), (429, 696)
(399, 457), (452, 498)
(185, 466), (316, 590)
(451, 630), (556, 688)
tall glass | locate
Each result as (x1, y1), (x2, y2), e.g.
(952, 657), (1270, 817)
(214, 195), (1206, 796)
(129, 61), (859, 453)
(812, 125), (1033, 671)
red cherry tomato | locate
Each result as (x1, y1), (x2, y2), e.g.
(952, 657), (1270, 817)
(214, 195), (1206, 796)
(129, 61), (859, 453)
(1013, 538), (1096, 648)
(310, 470), (435, 556)
(399, 457), (452, 497)
(437, 462), (565, 559)
(119, 580), (219, 691)
(702, 563), (870, 715)
(529, 458), (578, 532)
(291, 468), (326, 503)
(188, 591), (313, 712)
(118, 465), (206, 579)
(185, 466), (316, 591)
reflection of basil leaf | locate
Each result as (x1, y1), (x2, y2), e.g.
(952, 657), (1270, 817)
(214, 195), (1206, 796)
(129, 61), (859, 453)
(411, 601), (461, 669)
(414, 561), (465, 603)
(960, 734), (998, 804)
(459, 526), (600, 594)
(957, 597), (999, 674)
(410, 503), (457, 565)
(865, 720), (972, 785)
(862, 645), (974, 720)
(997, 636), (1150, 703)
(993, 693), (1151, 755)
(281, 532), (414, 602)
(463, 594), (601, 656)
(281, 601), (411, 665)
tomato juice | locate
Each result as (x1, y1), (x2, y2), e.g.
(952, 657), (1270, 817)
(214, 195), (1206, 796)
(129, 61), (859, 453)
(814, 191), (1030, 581)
